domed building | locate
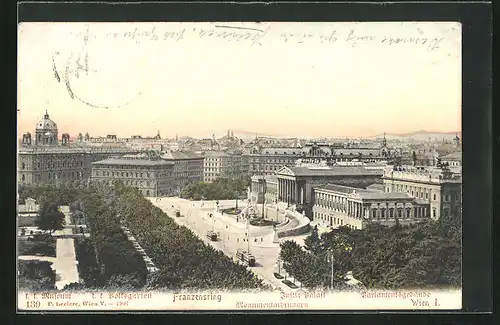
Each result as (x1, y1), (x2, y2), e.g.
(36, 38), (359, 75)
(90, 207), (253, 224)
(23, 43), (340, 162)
(35, 110), (58, 146)
(18, 110), (139, 187)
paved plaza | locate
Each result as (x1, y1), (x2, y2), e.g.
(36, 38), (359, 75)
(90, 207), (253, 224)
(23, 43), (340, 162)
(151, 197), (306, 292)
(18, 206), (80, 290)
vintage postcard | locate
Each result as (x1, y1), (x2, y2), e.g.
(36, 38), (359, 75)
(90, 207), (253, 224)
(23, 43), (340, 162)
(17, 21), (462, 311)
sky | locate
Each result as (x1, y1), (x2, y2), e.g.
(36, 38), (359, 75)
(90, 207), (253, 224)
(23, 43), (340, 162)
(17, 22), (461, 138)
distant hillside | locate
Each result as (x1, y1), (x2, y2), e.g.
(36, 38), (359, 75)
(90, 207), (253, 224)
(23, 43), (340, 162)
(199, 129), (291, 140)
(371, 131), (461, 141)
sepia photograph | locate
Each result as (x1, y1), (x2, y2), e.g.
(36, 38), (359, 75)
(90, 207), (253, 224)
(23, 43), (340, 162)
(17, 21), (462, 311)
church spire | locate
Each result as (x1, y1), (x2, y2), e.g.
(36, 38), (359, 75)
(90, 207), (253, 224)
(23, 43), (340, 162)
(44, 110), (49, 119)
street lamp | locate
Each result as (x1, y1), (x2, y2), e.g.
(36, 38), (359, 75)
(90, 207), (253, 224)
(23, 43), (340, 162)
(328, 250), (334, 290)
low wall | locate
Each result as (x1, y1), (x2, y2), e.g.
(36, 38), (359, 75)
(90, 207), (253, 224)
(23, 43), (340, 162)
(121, 226), (159, 274)
(276, 211), (311, 238)
(261, 205), (286, 223)
(275, 218), (290, 229)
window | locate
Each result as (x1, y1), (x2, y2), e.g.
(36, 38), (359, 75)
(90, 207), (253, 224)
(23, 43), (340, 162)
(425, 193), (429, 199)
(433, 194), (436, 200)
(21, 174), (25, 181)
(21, 162), (25, 169)
(433, 209), (437, 217)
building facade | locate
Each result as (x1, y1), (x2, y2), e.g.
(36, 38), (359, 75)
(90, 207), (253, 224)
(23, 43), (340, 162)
(245, 147), (302, 176)
(312, 184), (430, 230)
(301, 141), (390, 164)
(19, 147), (89, 186)
(275, 165), (384, 209)
(250, 174), (278, 204)
(440, 151), (462, 167)
(160, 151), (205, 194)
(91, 152), (175, 197)
(382, 166), (462, 220)
(203, 151), (249, 182)
(18, 111), (139, 187)
(264, 175), (278, 204)
(18, 146), (139, 187)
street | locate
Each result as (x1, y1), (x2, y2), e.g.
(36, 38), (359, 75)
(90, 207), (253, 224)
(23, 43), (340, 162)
(150, 197), (299, 292)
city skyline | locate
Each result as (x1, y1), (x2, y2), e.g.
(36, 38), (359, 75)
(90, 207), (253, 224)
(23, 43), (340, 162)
(18, 22), (461, 138)
(17, 112), (461, 141)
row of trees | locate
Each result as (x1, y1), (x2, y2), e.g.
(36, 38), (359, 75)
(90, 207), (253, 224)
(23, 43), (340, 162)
(281, 218), (461, 290)
(180, 177), (250, 201)
(112, 182), (267, 290)
(20, 183), (150, 289)
(18, 184), (81, 206)
(76, 185), (149, 289)
(280, 226), (355, 290)
(19, 181), (267, 290)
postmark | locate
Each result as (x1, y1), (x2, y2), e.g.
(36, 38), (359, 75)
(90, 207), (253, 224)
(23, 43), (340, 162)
(51, 25), (143, 109)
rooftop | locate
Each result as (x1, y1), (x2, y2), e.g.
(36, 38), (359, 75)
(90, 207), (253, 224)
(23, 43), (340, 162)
(440, 151), (462, 160)
(249, 147), (302, 155)
(202, 151), (231, 157)
(279, 166), (384, 177)
(365, 183), (385, 192)
(383, 166), (462, 183)
(18, 146), (137, 154)
(315, 184), (414, 200)
(91, 158), (174, 167)
(264, 174), (278, 182)
(161, 151), (192, 160)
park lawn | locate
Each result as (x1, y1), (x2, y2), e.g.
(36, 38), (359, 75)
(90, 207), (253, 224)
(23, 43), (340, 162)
(18, 236), (57, 257)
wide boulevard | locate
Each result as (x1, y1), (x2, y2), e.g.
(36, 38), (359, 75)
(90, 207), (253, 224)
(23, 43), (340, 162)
(150, 197), (301, 293)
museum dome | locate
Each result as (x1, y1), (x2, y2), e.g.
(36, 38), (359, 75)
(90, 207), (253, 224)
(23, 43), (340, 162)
(36, 110), (58, 131)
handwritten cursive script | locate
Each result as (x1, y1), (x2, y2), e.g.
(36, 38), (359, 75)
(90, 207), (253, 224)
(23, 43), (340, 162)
(71, 24), (449, 53)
